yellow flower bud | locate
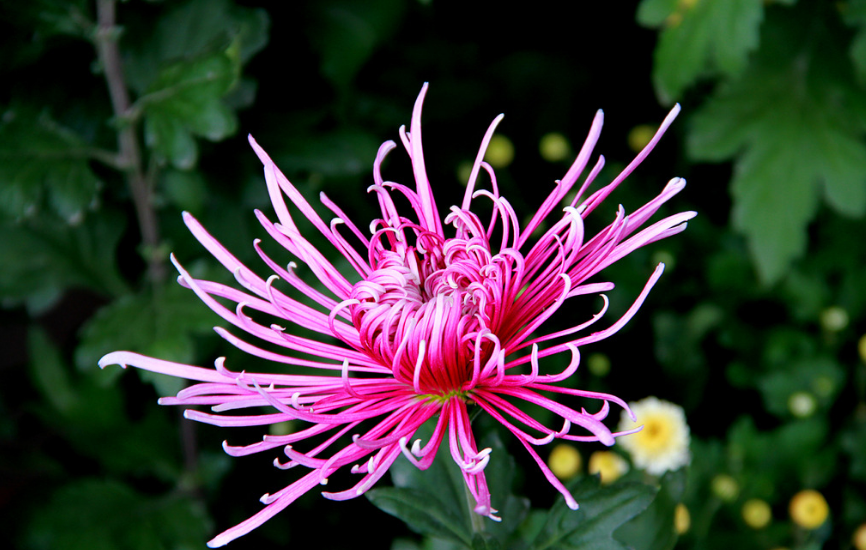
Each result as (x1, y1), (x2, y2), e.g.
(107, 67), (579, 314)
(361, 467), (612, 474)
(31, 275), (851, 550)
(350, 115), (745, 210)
(858, 334), (866, 364)
(788, 391), (817, 418)
(742, 498), (772, 529)
(711, 474), (739, 502)
(627, 125), (657, 153)
(675, 503), (690, 534)
(587, 353), (611, 377)
(484, 134), (514, 168)
(789, 490), (829, 529)
(820, 306), (849, 332)
(588, 450), (629, 484)
(853, 523), (866, 550)
(539, 133), (571, 162)
(548, 443), (581, 480)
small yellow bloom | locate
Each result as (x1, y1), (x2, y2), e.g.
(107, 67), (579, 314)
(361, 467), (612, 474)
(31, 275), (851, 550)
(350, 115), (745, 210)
(456, 160), (474, 185)
(588, 451), (629, 484)
(789, 489), (829, 529)
(742, 498), (772, 529)
(586, 353), (611, 377)
(675, 503), (690, 534)
(548, 443), (582, 480)
(788, 391), (817, 418)
(711, 474), (739, 502)
(853, 523), (866, 550)
(618, 397), (690, 475)
(819, 306), (849, 332)
(484, 134), (514, 168)
(858, 334), (866, 364)
(539, 132), (571, 162)
(627, 125), (657, 153)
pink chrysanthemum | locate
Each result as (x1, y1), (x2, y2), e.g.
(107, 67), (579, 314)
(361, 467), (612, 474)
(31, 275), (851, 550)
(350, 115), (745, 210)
(100, 84), (694, 547)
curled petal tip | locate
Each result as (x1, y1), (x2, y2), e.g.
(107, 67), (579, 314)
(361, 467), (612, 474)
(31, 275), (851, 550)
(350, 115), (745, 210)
(97, 352), (126, 369)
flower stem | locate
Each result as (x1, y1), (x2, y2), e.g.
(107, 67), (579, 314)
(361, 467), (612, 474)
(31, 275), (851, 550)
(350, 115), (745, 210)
(464, 480), (485, 535)
(95, 0), (165, 284)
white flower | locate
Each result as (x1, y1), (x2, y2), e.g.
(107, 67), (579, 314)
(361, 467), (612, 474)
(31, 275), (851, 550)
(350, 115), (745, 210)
(617, 396), (690, 475)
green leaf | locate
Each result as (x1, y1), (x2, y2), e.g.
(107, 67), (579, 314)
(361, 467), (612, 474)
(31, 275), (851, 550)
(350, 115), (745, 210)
(844, 0), (866, 85)
(0, 210), (128, 309)
(531, 476), (657, 550)
(22, 478), (210, 550)
(636, 0), (681, 27)
(688, 9), (866, 283)
(727, 416), (835, 493)
(756, 357), (845, 418)
(369, 420), (475, 547)
(367, 487), (474, 547)
(0, 106), (102, 223)
(307, 0), (406, 88)
(76, 280), (218, 395)
(27, 325), (184, 479)
(141, 50), (239, 169)
(639, 0), (764, 102)
(613, 469), (686, 550)
(125, 0), (269, 95)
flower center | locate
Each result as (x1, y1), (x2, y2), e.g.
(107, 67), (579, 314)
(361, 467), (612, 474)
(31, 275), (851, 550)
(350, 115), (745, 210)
(348, 234), (513, 394)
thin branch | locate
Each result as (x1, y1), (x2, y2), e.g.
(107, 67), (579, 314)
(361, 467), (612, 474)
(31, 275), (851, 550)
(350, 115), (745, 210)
(95, 0), (165, 283)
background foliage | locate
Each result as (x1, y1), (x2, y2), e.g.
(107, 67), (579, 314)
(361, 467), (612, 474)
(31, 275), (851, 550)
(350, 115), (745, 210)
(2, 1), (865, 549)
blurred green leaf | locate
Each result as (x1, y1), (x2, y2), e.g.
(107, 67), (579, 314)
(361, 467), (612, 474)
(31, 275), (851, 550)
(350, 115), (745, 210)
(141, 50), (239, 169)
(28, 326), (183, 479)
(160, 169), (208, 215)
(727, 416), (835, 494)
(840, 418), (866, 482)
(688, 9), (866, 283)
(636, 0), (680, 27)
(757, 357), (845, 418)
(307, 0), (405, 89)
(76, 280), (218, 395)
(22, 478), (210, 550)
(0, 210), (128, 308)
(638, 0), (764, 102)
(125, 0), (269, 94)
(844, 0), (866, 85)
(530, 476), (657, 550)
(614, 469), (685, 550)
(0, 106), (103, 223)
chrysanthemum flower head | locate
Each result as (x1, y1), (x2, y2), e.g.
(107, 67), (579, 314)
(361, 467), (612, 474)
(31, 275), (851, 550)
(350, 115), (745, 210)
(100, 84), (694, 546)
(617, 396), (690, 475)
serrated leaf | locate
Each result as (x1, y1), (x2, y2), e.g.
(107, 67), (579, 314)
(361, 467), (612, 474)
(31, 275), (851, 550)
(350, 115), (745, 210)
(613, 469), (685, 550)
(0, 107), (102, 223)
(141, 51), (239, 169)
(531, 476), (657, 550)
(125, 0), (269, 94)
(76, 281), (218, 394)
(307, 0), (406, 88)
(367, 487), (474, 547)
(688, 9), (866, 283)
(23, 478), (210, 550)
(640, 0), (764, 102)
(0, 210), (128, 307)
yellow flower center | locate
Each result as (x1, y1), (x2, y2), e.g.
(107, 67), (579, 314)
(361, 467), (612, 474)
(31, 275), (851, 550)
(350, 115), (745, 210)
(634, 414), (674, 453)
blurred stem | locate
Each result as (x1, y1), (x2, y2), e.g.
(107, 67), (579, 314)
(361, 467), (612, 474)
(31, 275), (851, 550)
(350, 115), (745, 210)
(95, 0), (165, 284)
(464, 482), (485, 535)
